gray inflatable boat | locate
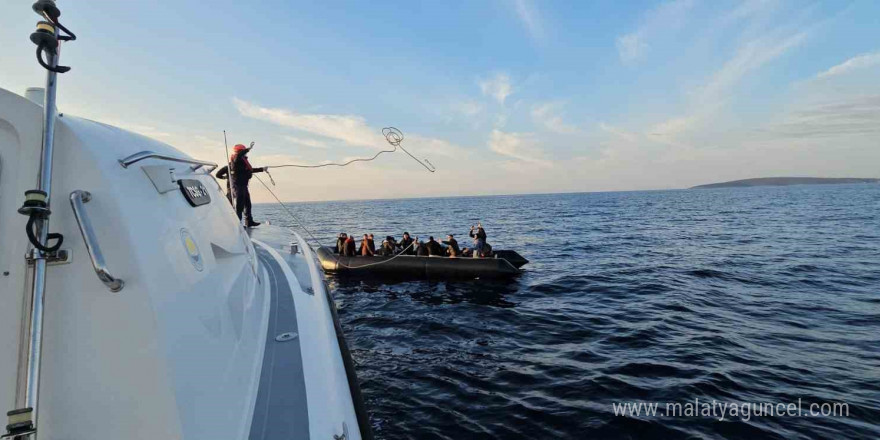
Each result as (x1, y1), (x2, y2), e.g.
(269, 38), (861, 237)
(316, 247), (529, 279)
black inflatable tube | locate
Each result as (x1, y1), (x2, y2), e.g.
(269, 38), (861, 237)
(317, 247), (527, 279)
(324, 280), (374, 440)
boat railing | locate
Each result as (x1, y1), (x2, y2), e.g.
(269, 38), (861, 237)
(69, 190), (125, 292)
(118, 150), (218, 172)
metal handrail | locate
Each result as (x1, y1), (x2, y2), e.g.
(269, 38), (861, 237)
(69, 190), (125, 292)
(118, 150), (218, 172)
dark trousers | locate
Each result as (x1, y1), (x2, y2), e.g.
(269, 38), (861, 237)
(233, 184), (253, 221)
(225, 180), (233, 205)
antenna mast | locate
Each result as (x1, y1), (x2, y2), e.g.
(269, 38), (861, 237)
(8, 1), (76, 438)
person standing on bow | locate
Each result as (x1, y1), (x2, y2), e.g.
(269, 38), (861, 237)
(228, 143), (266, 227)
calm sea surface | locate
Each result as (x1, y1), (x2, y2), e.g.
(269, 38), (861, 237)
(256, 184), (880, 440)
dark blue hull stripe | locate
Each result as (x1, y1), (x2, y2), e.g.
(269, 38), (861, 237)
(249, 246), (310, 440)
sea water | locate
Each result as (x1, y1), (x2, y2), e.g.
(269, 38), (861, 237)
(257, 183), (879, 439)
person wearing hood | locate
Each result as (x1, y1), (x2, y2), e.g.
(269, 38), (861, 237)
(217, 143), (266, 227)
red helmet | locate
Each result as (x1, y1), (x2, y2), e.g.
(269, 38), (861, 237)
(233, 144), (248, 152)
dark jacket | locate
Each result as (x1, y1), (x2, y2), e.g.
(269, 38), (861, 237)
(482, 242), (493, 257)
(426, 239), (442, 256)
(343, 238), (356, 257)
(214, 166), (233, 203)
(385, 237), (398, 251)
(216, 165), (230, 180)
(442, 238), (460, 257)
(381, 241), (396, 256)
(415, 242), (429, 256)
(230, 153), (264, 186)
(367, 238), (376, 254)
(399, 237), (414, 255)
(469, 227), (487, 242)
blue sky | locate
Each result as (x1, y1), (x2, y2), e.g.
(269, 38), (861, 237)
(1, 0), (878, 201)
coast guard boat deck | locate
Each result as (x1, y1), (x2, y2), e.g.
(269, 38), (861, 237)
(1, 80), (370, 438)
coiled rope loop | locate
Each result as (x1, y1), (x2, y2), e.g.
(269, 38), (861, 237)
(266, 127), (435, 173)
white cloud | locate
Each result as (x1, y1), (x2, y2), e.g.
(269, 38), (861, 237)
(235, 98), (469, 164)
(407, 135), (469, 159)
(616, 0), (696, 63)
(586, 3), (880, 189)
(257, 153), (306, 166)
(722, 0), (778, 23)
(763, 95), (880, 139)
(816, 52), (880, 79)
(165, 134), (229, 167)
(586, 92), (880, 191)
(531, 102), (579, 134)
(488, 129), (552, 167)
(616, 33), (646, 63)
(499, 160), (536, 173)
(596, 122), (674, 167)
(645, 117), (698, 150)
(283, 135), (330, 149)
(453, 99), (484, 117)
(645, 29), (808, 144)
(479, 73), (513, 105)
(698, 31), (807, 105)
(648, 116), (698, 140)
(598, 122), (638, 143)
(233, 97), (384, 148)
(513, 0), (544, 41)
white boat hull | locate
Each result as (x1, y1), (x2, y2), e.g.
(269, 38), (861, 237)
(0, 87), (367, 439)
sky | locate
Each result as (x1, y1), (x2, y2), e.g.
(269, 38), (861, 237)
(1, 0), (879, 202)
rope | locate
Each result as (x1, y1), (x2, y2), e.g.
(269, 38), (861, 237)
(266, 127), (436, 173)
(253, 174), (324, 250)
(332, 240), (418, 270)
(252, 174), (422, 270)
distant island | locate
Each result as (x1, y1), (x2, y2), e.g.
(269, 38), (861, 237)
(691, 177), (879, 189)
